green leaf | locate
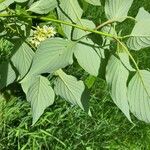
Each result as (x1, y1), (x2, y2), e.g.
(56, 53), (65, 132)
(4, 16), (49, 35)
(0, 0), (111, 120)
(27, 76), (55, 125)
(84, 0), (101, 6)
(28, 0), (57, 14)
(73, 19), (101, 76)
(58, 0), (83, 38)
(59, 0), (83, 23)
(11, 42), (34, 79)
(105, 0), (133, 22)
(0, 62), (16, 89)
(27, 38), (75, 76)
(127, 8), (150, 50)
(74, 38), (101, 76)
(0, 0), (14, 11)
(106, 55), (131, 121)
(128, 70), (150, 123)
(54, 69), (89, 113)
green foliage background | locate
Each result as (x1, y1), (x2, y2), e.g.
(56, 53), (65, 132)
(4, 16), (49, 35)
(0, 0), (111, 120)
(1, 0), (150, 149)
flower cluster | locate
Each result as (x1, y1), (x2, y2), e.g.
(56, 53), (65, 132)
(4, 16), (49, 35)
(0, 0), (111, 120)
(30, 25), (56, 47)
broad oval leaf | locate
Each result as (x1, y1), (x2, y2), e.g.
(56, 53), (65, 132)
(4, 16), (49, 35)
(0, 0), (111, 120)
(28, 0), (57, 14)
(11, 42), (34, 79)
(105, 0), (133, 22)
(106, 55), (131, 121)
(27, 38), (75, 76)
(27, 76), (55, 125)
(74, 38), (101, 76)
(128, 70), (150, 123)
(58, 0), (83, 38)
(73, 19), (101, 76)
(54, 69), (89, 112)
(59, 0), (83, 23)
(84, 0), (101, 6)
(127, 8), (150, 50)
(0, 62), (16, 89)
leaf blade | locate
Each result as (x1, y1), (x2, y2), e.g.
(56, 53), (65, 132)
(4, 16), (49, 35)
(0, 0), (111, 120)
(54, 69), (90, 113)
(11, 42), (34, 79)
(28, 0), (57, 14)
(106, 55), (131, 121)
(27, 76), (55, 125)
(73, 19), (101, 76)
(27, 38), (74, 76)
(127, 8), (150, 50)
(128, 70), (150, 123)
(105, 0), (133, 22)
(58, 0), (83, 38)
(74, 39), (101, 76)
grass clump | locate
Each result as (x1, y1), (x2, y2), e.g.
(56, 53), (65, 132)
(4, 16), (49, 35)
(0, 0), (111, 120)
(1, 80), (150, 149)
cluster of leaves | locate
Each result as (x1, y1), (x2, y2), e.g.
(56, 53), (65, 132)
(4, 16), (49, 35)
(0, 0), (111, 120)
(0, 0), (150, 125)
